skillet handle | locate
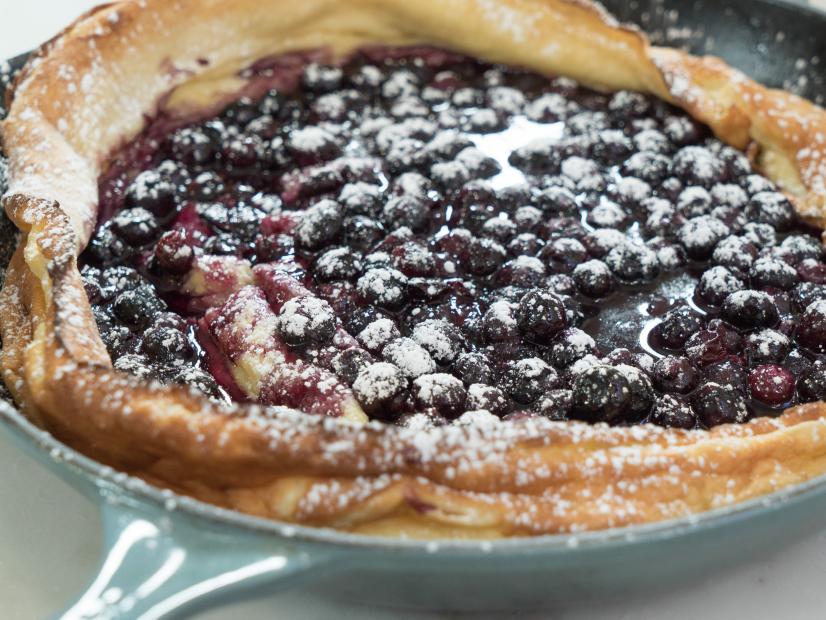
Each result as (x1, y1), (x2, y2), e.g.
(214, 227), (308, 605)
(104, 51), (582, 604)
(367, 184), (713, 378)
(54, 495), (333, 620)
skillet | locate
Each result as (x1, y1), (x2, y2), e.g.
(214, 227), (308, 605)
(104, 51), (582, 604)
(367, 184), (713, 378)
(1, 0), (826, 617)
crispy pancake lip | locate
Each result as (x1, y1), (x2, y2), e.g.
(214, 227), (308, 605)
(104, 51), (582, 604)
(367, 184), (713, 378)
(2, 0), (826, 538)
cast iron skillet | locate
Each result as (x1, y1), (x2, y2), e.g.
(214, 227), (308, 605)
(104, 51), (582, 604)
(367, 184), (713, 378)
(1, 1), (826, 617)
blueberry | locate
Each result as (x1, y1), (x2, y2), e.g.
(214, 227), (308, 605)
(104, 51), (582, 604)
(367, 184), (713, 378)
(692, 383), (748, 427)
(711, 183), (749, 209)
(712, 236), (757, 274)
(355, 317), (400, 353)
(586, 200), (627, 229)
(81, 268), (104, 302)
(494, 256), (547, 288)
(500, 358), (558, 405)
(722, 290), (779, 329)
(516, 289), (568, 342)
(223, 133), (264, 168)
(573, 259), (615, 298)
(203, 233), (242, 256)
(792, 282), (826, 311)
(650, 394), (696, 429)
(605, 241), (659, 281)
(482, 300), (519, 343)
(465, 238), (507, 276)
(784, 349), (814, 379)
(125, 169), (177, 217)
(797, 300), (826, 353)
(539, 237), (588, 272)
(331, 348), (374, 385)
(113, 353), (157, 380)
(353, 362), (408, 414)
(277, 296), (336, 346)
(466, 384), (510, 416)
(188, 171), (225, 201)
(294, 200), (343, 250)
(745, 329), (791, 365)
(653, 355), (697, 394)
(571, 365), (630, 423)
(696, 266), (744, 306)
(154, 229), (194, 274)
(85, 222), (130, 265)
(609, 90), (652, 118)
(747, 191), (796, 231)
(458, 146), (501, 178)
(139, 325), (193, 365)
(622, 152), (670, 185)
(170, 127), (216, 165)
(549, 327), (597, 368)
(610, 176), (651, 210)
(166, 366), (223, 399)
(750, 257), (798, 290)
(460, 203), (498, 234)
(393, 241), (435, 277)
(535, 186), (578, 216)
(98, 266), (143, 299)
(263, 135), (292, 167)
(314, 247), (362, 282)
(509, 137), (563, 175)
(545, 273), (577, 296)
(338, 182), (382, 217)
(112, 285), (166, 328)
(100, 324), (134, 359)
(671, 146), (724, 187)
(385, 138), (429, 174)
(702, 360), (749, 395)
(781, 235), (823, 263)
(452, 352), (494, 385)
(634, 128), (671, 153)
(677, 187), (712, 217)
(302, 63), (343, 92)
(653, 306), (704, 349)
(797, 259), (826, 285)
(678, 216), (730, 260)
(153, 312), (187, 331)
(412, 373), (467, 418)
(591, 130), (633, 165)
(342, 216), (385, 252)
(287, 126), (341, 165)
(482, 217), (518, 243)
(357, 268), (409, 311)
(684, 328), (729, 367)
(508, 233), (543, 257)
(742, 222), (777, 248)
(603, 348), (653, 374)
(411, 319), (465, 364)
(534, 389), (573, 420)
(799, 365), (826, 402)
(748, 364), (795, 407)
(615, 364), (655, 419)
(254, 233), (295, 262)
(583, 228), (625, 258)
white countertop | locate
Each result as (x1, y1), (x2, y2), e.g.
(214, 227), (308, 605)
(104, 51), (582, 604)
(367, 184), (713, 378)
(2, 1), (826, 618)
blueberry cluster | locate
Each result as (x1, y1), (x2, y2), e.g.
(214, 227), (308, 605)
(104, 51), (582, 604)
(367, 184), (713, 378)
(83, 48), (826, 427)
(81, 264), (222, 398)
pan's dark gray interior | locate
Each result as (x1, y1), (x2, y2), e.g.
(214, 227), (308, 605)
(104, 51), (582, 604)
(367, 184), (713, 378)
(604, 0), (826, 104)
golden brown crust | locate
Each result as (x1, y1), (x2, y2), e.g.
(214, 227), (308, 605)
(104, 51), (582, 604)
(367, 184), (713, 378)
(2, 0), (826, 538)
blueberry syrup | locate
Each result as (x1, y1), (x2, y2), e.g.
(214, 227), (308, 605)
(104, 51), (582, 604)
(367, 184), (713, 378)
(80, 47), (826, 428)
